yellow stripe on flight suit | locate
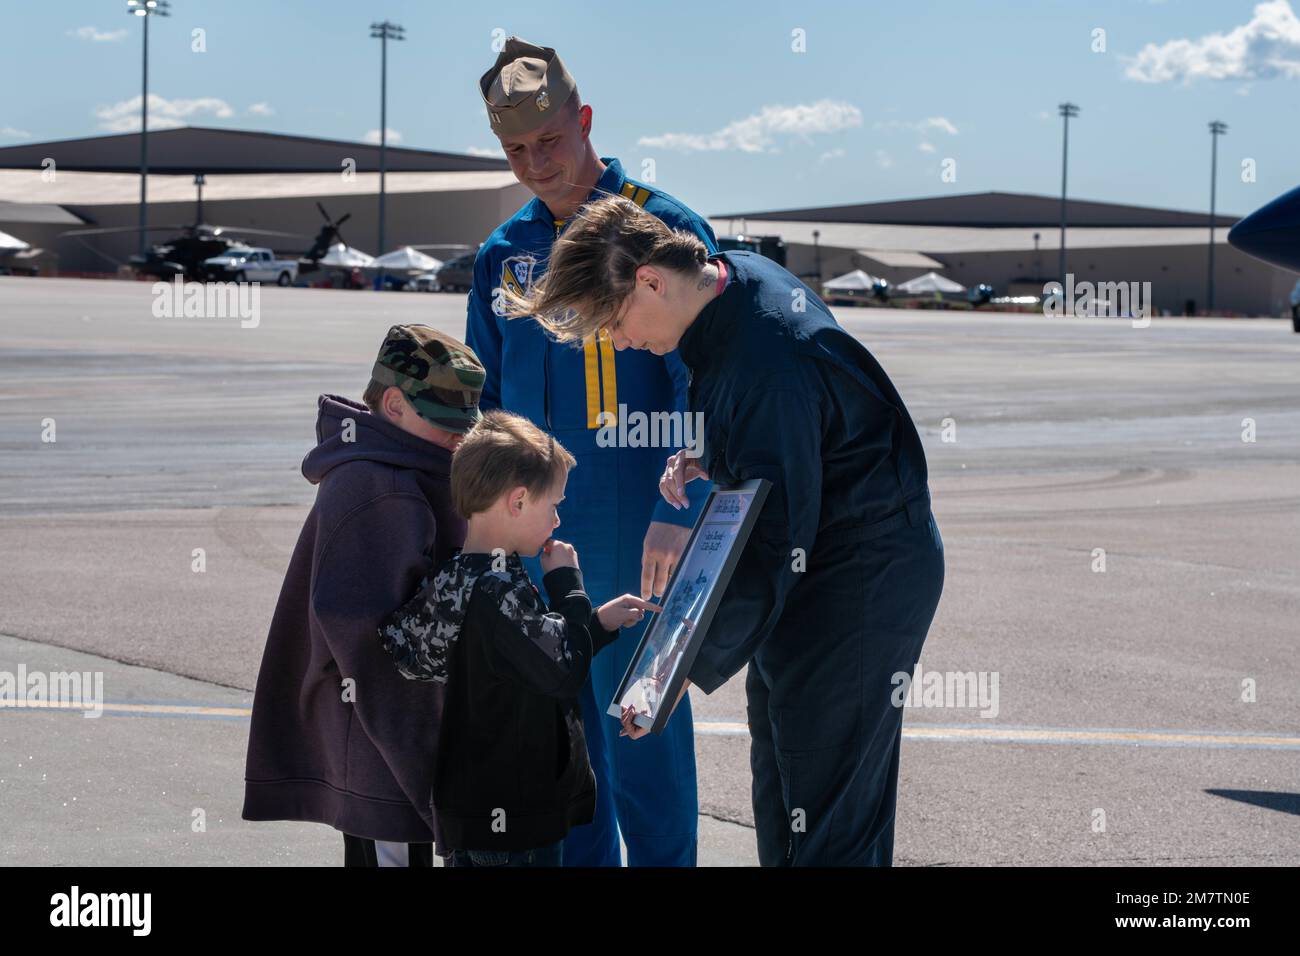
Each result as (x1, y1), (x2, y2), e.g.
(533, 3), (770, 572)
(578, 182), (651, 428)
(583, 331), (602, 428)
(598, 329), (618, 424)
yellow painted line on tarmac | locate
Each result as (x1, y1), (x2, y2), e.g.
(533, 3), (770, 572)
(695, 720), (1300, 750)
(0, 700), (251, 718)
(5, 702), (1297, 750)
(901, 724), (1300, 749)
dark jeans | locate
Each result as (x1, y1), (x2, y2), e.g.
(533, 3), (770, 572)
(748, 506), (945, 866)
(449, 840), (564, 867)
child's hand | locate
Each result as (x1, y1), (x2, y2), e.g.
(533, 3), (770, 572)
(598, 594), (662, 632)
(540, 538), (579, 574)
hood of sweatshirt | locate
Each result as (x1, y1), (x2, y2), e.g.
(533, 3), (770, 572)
(301, 394), (453, 485)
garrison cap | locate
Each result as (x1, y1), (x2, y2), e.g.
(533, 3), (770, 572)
(371, 325), (485, 434)
(479, 36), (578, 137)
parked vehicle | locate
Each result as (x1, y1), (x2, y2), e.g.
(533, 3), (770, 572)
(203, 246), (298, 285)
(411, 271), (441, 292)
(435, 251), (476, 293)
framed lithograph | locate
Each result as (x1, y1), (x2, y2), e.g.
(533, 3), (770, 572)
(607, 478), (772, 735)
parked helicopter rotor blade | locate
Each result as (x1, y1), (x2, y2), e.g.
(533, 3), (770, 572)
(219, 226), (310, 239)
(57, 224), (191, 239)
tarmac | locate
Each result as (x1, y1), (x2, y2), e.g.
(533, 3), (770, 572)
(1, 277), (1297, 865)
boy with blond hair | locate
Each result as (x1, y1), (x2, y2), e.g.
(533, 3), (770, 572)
(380, 410), (657, 867)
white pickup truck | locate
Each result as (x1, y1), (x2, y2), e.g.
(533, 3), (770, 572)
(203, 246), (297, 285)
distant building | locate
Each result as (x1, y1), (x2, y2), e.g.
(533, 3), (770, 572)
(3, 130), (1296, 316)
(714, 191), (1299, 317)
(0, 126), (529, 275)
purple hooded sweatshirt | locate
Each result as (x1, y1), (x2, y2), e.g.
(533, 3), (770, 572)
(242, 394), (465, 845)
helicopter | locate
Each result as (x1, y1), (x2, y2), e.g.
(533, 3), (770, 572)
(55, 171), (310, 281)
(302, 201), (353, 266)
(296, 202), (473, 291)
(57, 220), (305, 281)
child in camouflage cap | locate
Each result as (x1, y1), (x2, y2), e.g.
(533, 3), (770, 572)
(243, 324), (484, 867)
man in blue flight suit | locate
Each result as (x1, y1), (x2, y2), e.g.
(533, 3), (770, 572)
(464, 36), (715, 866)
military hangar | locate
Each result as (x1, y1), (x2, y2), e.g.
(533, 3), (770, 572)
(713, 192), (1298, 317)
(0, 126), (530, 276)
(2, 127), (1297, 316)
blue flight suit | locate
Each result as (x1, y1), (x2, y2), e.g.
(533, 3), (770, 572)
(678, 251), (946, 866)
(465, 157), (715, 866)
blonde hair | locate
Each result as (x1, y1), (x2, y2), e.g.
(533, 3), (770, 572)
(497, 193), (709, 343)
(451, 410), (576, 518)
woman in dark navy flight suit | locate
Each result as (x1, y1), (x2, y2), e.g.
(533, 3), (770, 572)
(500, 194), (945, 866)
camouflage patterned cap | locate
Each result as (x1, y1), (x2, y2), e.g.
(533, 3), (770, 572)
(371, 325), (485, 434)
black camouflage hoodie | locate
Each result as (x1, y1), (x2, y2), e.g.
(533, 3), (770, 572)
(380, 550), (620, 852)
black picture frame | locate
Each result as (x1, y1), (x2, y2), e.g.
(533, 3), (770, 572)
(607, 478), (772, 735)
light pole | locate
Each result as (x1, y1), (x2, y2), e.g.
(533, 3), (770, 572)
(370, 20), (404, 277)
(1057, 102), (1079, 287)
(194, 172), (205, 224)
(1207, 120), (1228, 315)
(127, 0), (169, 257)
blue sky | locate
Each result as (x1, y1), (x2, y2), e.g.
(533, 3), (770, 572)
(2, 0), (1298, 218)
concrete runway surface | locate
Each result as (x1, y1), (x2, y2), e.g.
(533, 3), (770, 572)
(1, 277), (1297, 865)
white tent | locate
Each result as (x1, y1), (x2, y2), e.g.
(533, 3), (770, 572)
(317, 242), (375, 269)
(823, 269), (883, 291)
(895, 271), (965, 294)
(0, 228), (30, 251)
(371, 246), (442, 273)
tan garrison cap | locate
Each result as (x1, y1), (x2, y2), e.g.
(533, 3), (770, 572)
(479, 36), (577, 137)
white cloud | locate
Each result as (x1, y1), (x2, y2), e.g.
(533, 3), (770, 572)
(875, 117), (956, 161)
(873, 116), (959, 135)
(818, 147), (846, 163)
(69, 26), (129, 43)
(465, 145), (505, 158)
(248, 102), (275, 116)
(1, 126), (32, 139)
(637, 100), (862, 153)
(95, 94), (235, 132)
(1125, 0), (1300, 83)
(364, 128), (403, 144)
